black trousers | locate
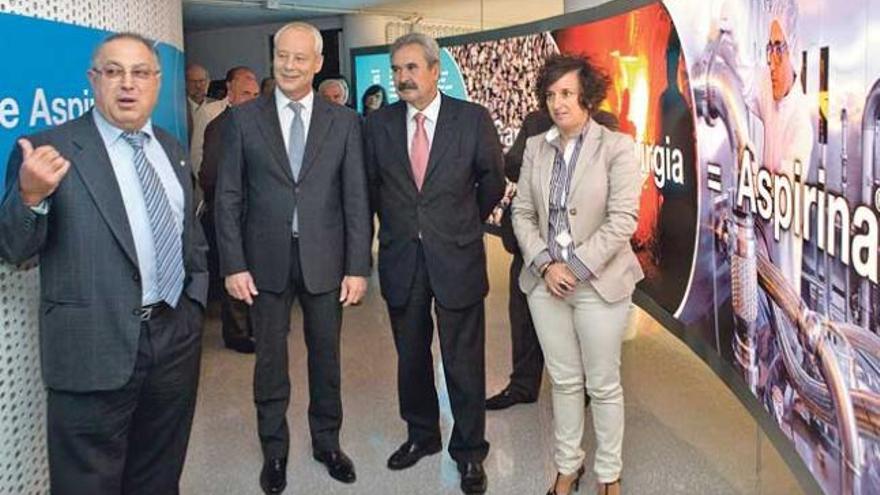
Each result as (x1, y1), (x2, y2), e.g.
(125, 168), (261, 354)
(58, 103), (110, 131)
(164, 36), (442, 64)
(47, 297), (203, 495)
(250, 239), (343, 459)
(221, 294), (251, 343)
(387, 246), (490, 464)
(507, 252), (543, 399)
(202, 208), (251, 343)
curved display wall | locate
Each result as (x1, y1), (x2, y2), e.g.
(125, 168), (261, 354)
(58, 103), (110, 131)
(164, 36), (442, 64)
(0, 1), (184, 492)
(353, 1), (880, 493)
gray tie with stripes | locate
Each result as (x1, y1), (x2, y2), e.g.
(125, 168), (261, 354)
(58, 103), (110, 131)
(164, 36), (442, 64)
(122, 131), (184, 307)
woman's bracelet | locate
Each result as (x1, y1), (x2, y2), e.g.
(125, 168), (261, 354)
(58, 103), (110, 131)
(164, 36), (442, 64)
(539, 262), (552, 278)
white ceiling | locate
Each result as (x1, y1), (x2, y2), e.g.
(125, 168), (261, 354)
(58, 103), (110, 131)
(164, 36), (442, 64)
(183, 0), (566, 32)
(183, 0), (416, 31)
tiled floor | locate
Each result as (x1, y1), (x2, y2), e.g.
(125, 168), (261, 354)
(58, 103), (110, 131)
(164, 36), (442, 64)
(181, 237), (803, 494)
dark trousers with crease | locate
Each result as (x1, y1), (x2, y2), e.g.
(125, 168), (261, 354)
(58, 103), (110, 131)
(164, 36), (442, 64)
(507, 252), (544, 399)
(250, 238), (343, 459)
(387, 245), (490, 464)
(47, 297), (203, 495)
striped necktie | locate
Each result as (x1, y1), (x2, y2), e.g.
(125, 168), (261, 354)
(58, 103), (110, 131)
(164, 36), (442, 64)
(122, 131), (185, 307)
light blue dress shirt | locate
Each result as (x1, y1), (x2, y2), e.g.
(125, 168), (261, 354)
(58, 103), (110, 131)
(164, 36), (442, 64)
(93, 110), (184, 306)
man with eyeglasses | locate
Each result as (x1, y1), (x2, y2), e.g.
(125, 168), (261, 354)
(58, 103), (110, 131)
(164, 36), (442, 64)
(746, 0), (813, 295)
(0, 33), (208, 495)
(186, 63), (215, 143)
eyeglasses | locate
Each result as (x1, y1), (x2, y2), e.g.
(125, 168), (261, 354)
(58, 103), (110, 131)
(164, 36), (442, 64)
(92, 65), (160, 81)
(766, 40), (789, 63)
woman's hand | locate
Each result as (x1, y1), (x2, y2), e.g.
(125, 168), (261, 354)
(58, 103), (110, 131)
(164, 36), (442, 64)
(543, 262), (577, 298)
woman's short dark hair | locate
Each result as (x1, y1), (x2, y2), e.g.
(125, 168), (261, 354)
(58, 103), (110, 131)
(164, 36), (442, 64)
(535, 54), (610, 114)
(361, 84), (388, 114)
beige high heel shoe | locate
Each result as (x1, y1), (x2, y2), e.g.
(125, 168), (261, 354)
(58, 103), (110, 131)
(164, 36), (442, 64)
(597, 478), (621, 495)
(545, 466), (585, 495)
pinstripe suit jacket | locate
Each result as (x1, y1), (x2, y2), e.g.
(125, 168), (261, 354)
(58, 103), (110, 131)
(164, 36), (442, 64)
(0, 111), (208, 392)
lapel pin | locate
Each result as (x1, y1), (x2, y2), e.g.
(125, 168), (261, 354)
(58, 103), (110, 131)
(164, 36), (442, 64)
(180, 160), (186, 168)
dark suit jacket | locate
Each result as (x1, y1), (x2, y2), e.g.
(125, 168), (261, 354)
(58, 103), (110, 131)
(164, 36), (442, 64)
(0, 111), (208, 392)
(214, 93), (371, 294)
(364, 94), (505, 309)
(199, 106), (230, 205)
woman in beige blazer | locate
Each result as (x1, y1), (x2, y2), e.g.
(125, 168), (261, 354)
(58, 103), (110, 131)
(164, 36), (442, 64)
(511, 54), (643, 495)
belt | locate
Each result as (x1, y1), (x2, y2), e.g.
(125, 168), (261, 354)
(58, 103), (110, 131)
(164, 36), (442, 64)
(136, 302), (170, 322)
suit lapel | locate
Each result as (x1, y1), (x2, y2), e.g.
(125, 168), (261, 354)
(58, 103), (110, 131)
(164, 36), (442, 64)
(385, 103), (415, 186)
(539, 135), (554, 210)
(423, 94), (457, 188)
(569, 119), (602, 198)
(255, 94), (295, 184)
(70, 113), (138, 266)
(299, 97), (332, 183)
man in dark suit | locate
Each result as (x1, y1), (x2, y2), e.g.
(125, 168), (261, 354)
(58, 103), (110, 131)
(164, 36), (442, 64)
(0, 33), (207, 495)
(363, 33), (505, 495)
(199, 67), (260, 354)
(486, 109), (553, 410)
(214, 21), (370, 493)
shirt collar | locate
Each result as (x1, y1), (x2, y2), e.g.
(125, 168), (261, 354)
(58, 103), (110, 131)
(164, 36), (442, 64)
(406, 90), (441, 124)
(188, 96), (205, 108)
(275, 86), (314, 115)
(545, 120), (591, 150)
(92, 109), (155, 147)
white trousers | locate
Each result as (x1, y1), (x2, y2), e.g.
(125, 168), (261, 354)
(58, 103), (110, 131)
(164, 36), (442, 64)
(527, 282), (630, 482)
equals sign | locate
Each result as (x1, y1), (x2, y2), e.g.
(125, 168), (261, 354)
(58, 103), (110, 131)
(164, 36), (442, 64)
(707, 162), (722, 192)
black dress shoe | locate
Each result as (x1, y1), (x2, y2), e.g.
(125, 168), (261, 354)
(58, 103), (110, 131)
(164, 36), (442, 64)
(260, 457), (286, 494)
(486, 387), (536, 410)
(387, 438), (442, 470)
(313, 449), (356, 483)
(225, 337), (255, 354)
(457, 461), (487, 494)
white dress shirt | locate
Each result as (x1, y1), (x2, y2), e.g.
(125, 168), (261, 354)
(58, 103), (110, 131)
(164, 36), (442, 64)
(275, 87), (314, 152)
(274, 87), (314, 235)
(93, 110), (184, 305)
(405, 91), (441, 155)
(189, 97), (228, 175)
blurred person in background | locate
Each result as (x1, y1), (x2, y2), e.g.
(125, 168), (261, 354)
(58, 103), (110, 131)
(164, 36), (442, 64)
(318, 77), (350, 106)
(198, 68), (260, 354)
(360, 83), (387, 117)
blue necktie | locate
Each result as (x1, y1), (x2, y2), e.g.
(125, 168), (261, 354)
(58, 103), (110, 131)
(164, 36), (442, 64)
(288, 101), (305, 235)
(122, 132), (184, 307)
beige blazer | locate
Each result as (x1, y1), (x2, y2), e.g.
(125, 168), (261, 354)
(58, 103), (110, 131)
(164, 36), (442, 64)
(511, 119), (644, 303)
